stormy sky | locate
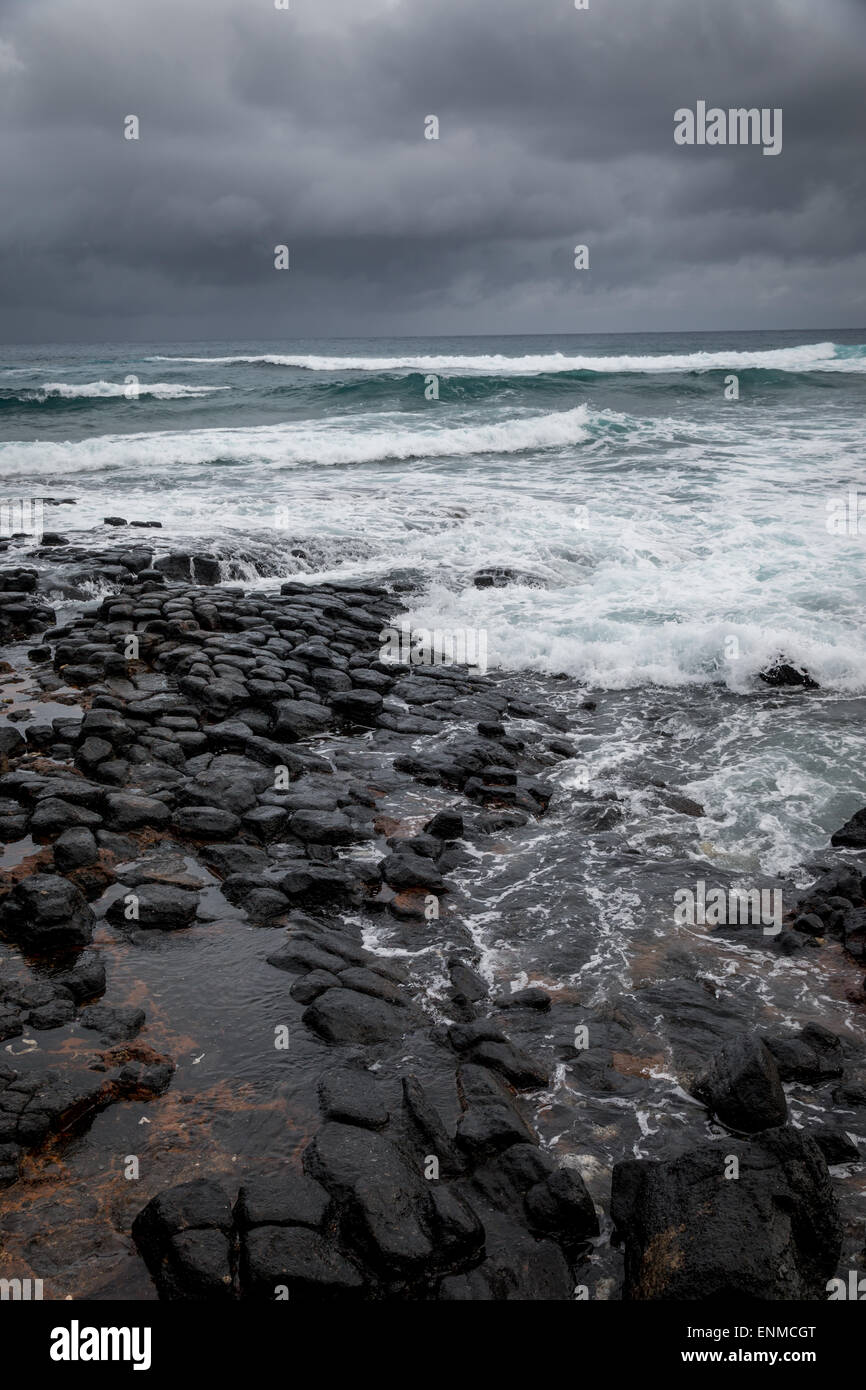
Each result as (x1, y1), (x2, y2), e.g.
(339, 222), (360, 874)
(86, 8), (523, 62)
(1, 0), (864, 342)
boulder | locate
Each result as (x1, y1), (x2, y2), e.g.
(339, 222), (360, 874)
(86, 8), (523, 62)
(758, 660), (819, 690)
(831, 807), (866, 850)
(0, 874), (95, 949)
(611, 1127), (842, 1300)
(764, 1022), (845, 1083)
(52, 827), (99, 871)
(103, 793), (171, 832)
(424, 809), (464, 840)
(273, 700), (332, 741)
(106, 882), (199, 931)
(132, 1179), (234, 1300)
(690, 1033), (787, 1133)
(302, 989), (408, 1045)
(171, 806), (241, 840)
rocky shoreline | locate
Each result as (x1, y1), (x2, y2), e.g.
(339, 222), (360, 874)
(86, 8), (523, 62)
(1, 531), (864, 1300)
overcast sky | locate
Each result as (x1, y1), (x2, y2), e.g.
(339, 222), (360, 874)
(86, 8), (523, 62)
(1, 0), (864, 342)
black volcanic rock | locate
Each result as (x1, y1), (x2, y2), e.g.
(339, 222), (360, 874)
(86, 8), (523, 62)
(611, 1127), (842, 1300)
(690, 1033), (787, 1133)
(0, 874), (95, 949)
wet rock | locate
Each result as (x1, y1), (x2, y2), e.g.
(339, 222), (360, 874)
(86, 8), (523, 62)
(133, 1179), (234, 1300)
(472, 567), (546, 589)
(30, 798), (102, 837)
(267, 938), (349, 976)
(611, 1127), (842, 1300)
(78, 708), (135, 749)
(495, 987), (552, 1012)
(401, 1074), (463, 1178)
(199, 843), (268, 877)
(424, 809), (464, 840)
(52, 826), (99, 871)
(449, 1019), (509, 1053)
(455, 1064), (537, 1160)
(241, 1225), (363, 1300)
(0, 1142), (20, 1188)
(171, 806), (241, 839)
(764, 1022), (845, 1083)
(832, 1080), (866, 1109)
(276, 863), (360, 910)
(234, 1173), (332, 1233)
(303, 988), (408, 1045)
(387, 832), (440, 860)
(522, 1163), (598, 1245)
(51, 952), (106, 1001)
(0, 874), (95, 949)
(759, 660), (819, 690)
(438, 1223), (570, 1300)
(303, 1121), (481, 1279)
(691, 1033), (787, 1133)
(814, 1127), (859, 1165)
(448, 960), (488, 1005)
(330, 689), (383, 725)
(106, 882), (199, 931)
(28, 996), (76, 1029)
(380, 851), (444, 893)
(0, 1009), (23, 1041)
(79, 1003), (145, 1042)
(154, 553), (222, 586)
(468, 1040), (549, 1091)
(289, 970), (342, 1004)
(273, 699), (332, 741)
(241, 806), (288, 842)
(831, 807), (866, 850)
(337, 966), (407, 1008)
(178, 757), (267, 815)
(303, 1122), (431, 1273)
(288, 810), (357, 846)
(318, 1066), (390, 1130)
(0, 726), (26, 760)
(102, 792), (171, 832)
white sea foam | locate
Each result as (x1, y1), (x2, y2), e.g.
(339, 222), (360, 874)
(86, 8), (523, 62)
(147, 342), (865, 374)
(32, 381), (229, 399)
(0, 405), (598, 475)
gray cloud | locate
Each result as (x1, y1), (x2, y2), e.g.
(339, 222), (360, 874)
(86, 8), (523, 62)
(0, 0), (864, 341)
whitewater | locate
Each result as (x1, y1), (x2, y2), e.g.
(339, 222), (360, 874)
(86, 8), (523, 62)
(1, 329), (864, 706)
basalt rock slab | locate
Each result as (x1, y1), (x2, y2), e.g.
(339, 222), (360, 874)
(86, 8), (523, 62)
(240, 1224), (364, 1300)
(318, 1067), (390, 1130)
(233, 1173), (333, 1232)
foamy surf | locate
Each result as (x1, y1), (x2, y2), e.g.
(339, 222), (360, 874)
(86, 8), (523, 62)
(147, 342), (865, 374)
(29, 381), (229, 399)
(0, 405), (600, 475)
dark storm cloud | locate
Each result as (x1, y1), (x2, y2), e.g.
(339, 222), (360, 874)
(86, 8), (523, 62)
(0, 0), (864, 341)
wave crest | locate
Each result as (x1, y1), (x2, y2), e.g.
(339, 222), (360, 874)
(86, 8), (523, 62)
(147, 342), (865, 375)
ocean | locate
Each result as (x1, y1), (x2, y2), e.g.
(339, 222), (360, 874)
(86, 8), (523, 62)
(3, 329), (866, 877)
(2, 329), (866, 1295)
